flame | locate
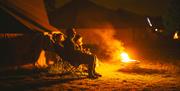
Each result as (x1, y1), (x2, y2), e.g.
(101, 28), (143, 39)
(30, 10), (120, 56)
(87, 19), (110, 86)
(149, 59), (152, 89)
(35, 50), (48, 68)
(173, 31), (179, 39)
(120, 52), (136, 63)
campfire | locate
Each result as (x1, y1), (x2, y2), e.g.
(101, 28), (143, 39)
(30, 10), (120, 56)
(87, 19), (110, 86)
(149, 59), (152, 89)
(120, 52), (137, 63)
(118, 51), (140, 69)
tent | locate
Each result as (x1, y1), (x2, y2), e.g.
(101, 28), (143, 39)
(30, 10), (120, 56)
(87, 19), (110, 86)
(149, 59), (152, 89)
(0, 0), (60, 68)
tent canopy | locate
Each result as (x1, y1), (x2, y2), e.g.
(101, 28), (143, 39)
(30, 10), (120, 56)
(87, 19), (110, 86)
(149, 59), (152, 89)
(0, 0), (60, 33)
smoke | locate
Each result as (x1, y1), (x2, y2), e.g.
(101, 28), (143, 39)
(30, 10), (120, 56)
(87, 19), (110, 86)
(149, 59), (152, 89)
(79, 24), (124, 62)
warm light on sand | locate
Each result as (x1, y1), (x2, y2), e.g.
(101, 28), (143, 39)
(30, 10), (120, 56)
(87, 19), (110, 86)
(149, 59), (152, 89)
(120, 52), (136, 63)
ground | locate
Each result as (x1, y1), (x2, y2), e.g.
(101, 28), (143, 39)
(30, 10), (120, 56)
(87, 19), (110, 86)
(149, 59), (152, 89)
(0, 59), (180, 91)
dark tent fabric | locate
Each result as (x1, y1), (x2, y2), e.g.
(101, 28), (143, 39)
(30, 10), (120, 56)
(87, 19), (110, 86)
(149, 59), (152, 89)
(0, 34), (47, 67)
(0, 8), (35, 33)
(0, 0), (60, 33)
(0, 6), (43, 67)
(0, 1), (59, 68)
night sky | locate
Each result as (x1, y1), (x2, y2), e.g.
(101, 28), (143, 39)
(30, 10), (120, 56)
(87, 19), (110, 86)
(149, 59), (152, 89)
(56, 0), (171, 16)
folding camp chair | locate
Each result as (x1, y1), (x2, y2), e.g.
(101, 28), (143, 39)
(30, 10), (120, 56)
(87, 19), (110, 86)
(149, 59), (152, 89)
(59, 58), (87, 77)
(49, 55), (87, 77)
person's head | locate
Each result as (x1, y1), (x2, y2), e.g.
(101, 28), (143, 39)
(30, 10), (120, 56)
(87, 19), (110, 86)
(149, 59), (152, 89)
(53, 33), (64, 42)
(74, 34), (83, 46)
(66, 28), (76, 38)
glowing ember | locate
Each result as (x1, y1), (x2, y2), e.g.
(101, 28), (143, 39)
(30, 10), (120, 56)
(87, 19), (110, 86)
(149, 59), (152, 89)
(120, 52), (136, 63)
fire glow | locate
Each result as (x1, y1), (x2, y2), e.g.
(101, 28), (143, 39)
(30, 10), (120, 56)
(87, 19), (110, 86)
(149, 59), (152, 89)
(174, 31), (179, 39)
(120, 52), (136, 63)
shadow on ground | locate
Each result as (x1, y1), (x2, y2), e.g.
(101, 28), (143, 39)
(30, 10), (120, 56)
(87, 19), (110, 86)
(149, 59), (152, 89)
(0, 68), (87, 91)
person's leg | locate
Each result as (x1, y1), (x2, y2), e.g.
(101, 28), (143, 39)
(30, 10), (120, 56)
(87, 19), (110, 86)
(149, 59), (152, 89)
(87, 56), (99, 78)
(79, 54), (100, 78)
(92, 56), (102, 77)
(87, 62), (94, 76)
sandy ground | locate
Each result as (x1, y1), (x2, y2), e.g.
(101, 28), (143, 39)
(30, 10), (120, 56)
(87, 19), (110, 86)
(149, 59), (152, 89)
(0, 61), (180, 91)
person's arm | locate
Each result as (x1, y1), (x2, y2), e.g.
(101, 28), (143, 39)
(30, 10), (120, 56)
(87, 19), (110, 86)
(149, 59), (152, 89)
(70, 39), (78, 50)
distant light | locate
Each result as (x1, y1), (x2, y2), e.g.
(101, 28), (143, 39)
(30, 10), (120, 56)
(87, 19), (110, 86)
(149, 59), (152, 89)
(173, 31), (179, 39)
(155, 28), (158, 32)
(147, 17), (152, 27)
(159, 29), (163, 32)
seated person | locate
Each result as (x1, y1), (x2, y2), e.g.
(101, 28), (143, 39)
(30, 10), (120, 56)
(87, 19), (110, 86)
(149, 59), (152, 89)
(55, 28), (101, 78)
(52, 33), (65, 47)
(43, 33), (64, 66)
(52, 33), (66, 62)
(73, 34), (91, 54)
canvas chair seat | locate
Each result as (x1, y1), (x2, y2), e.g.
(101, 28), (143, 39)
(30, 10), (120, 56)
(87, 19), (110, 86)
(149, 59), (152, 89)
(59, 57), (87, 77)
(48, 55), (87, 77)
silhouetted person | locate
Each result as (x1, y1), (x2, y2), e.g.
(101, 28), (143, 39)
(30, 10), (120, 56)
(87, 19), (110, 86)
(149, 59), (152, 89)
(52, 33), (66, 60)
(73, 34), (83, 50)
(44, 33), (65, 66)
(52, 33), (65, 47)
(62, 28), (101, 78)
(73, 34), (92, 55)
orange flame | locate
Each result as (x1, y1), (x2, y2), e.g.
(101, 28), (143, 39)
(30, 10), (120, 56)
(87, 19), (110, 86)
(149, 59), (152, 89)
(35, 50), (48, 68)
(120, 52), (136, 63)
